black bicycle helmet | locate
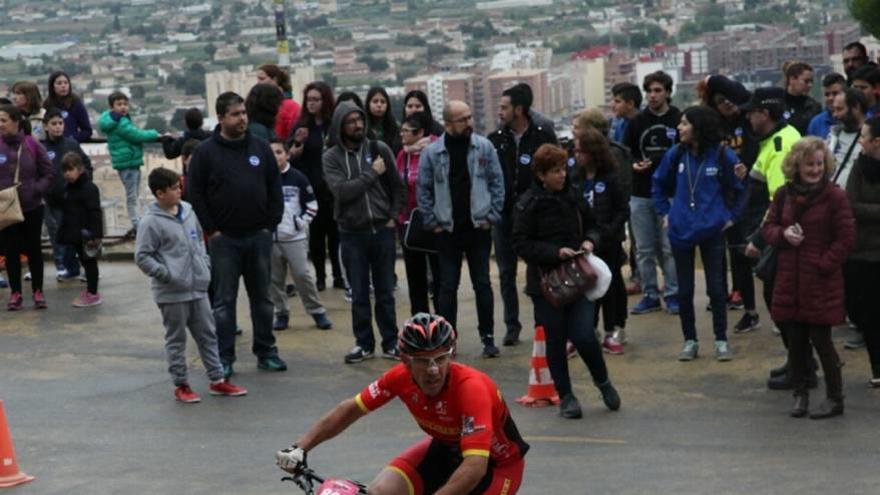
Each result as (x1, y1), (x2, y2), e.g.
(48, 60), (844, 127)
(399, 313), (457, 353)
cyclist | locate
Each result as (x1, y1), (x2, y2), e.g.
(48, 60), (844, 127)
(276, 313), (529, 495)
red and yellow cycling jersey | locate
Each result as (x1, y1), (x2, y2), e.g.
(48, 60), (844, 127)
(355, 362), (529, 466)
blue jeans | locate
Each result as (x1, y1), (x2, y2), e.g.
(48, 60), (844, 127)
(118, 168), (141, 228)
(629, 196), (677, 299)
(492, 219), (521, 336)
(43, 204), (79, 275)
(533, 295), (608, 397)
(436, 228), (494, 342)
(209, 230), (277, 364)
(671, 232), (728, 342)
(339, 227), (398, 353)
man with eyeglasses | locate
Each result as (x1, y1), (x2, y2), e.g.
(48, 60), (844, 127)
(417, 100), (505, 359)
(323, 100), (407, 364)
(843, 41), (874, 80)
(276, 313), (529, 495)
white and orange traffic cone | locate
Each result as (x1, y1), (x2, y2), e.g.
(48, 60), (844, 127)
(0, 400), (34, 488)
(516, 326), (560, 407)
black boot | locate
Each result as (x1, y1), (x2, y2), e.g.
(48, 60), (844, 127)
(597, 381), (621, 411)
(809, 398), (844, 419)
(769, 361), (789, 378)
(767, 370), (818, 390)
(559, 394), (582, 419)
(502, 328), (521, 346)
(790, 393), (809, 418)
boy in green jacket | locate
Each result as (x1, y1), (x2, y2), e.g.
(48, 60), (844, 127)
(98, 91), (168, 236)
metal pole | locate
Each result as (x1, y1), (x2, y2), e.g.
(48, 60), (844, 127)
(274, 0), (290, 67)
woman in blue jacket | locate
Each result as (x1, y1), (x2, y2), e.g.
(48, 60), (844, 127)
(653, 106), (746, 362)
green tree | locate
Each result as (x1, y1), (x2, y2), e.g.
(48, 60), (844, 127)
(850, 0), (880, 39)
(237, 43), (249, 56)
(131, 85), (146, 99)
(200, 16), (212, 30)
(204, 43), (217, 61)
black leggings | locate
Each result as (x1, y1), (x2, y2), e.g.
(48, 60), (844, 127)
(594, 247), (627, 334)
(308, 199), (341, 283)
(75, 244), (99, 294)
(847, 259), (880, 377)
(2, 206), (44, 293)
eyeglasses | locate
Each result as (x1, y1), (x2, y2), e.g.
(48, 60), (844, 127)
(843, 56), (866, 64)
(408, 349), (454, 368)
(448, 114), (473, 124)
(343, 116), (364, 126)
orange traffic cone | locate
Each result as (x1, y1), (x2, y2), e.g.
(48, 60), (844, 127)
(0, 400), (34, 488)
(515, 326), (560, 407)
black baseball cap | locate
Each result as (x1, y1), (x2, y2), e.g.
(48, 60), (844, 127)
(741, 87), (786, 113)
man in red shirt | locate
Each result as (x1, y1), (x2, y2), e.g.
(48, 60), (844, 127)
(276, 313), (529, 495)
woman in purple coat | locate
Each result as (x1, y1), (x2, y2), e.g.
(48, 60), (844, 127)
(0, 104), (54, 309)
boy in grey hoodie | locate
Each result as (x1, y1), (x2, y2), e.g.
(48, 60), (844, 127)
(135, 168), (248, 403)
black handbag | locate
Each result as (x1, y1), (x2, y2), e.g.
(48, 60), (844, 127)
(538, 209), (597, 307)
(754, 189), (786, 283)
(403, 209), (439, 254)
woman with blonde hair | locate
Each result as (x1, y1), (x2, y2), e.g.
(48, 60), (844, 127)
(762, 136), (855, 419)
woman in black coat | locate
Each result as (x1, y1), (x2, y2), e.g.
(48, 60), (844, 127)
(569, 128), (630, 354)
(512, 144), (621, 419)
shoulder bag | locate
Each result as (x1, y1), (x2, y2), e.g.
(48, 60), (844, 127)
(754, 188), (786, 282)
(0, 146), (24, 231)
(540, 207), (597, 307)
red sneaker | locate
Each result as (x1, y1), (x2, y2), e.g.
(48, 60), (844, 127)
(602, 335), (624, 355)
(209, 380), (248, 397)
(7, 292), (23, 311)
(727, 290), (744, 310)
(33, 289), (47, 309)
(72, 291), (103, 308)
(625, 281), (642, 295)
(174, 384), (201, 403)
(566, 341), (578, 360)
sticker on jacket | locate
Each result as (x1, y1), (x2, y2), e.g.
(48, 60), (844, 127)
(249, 155), (260, 167)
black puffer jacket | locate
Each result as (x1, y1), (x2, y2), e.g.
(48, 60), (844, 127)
(57, 173), (103, 245)
(512, 182), (600, 297)
(568, 166), (628, 256)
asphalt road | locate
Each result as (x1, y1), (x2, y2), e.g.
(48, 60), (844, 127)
(1, 260), (878, 494)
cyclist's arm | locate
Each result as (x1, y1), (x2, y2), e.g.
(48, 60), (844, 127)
(434, 455), (489, 495)
(295, 398), (367, 452)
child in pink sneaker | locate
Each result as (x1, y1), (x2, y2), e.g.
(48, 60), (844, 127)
(135, 167), (246, 402)
(56, 152), (102, 307)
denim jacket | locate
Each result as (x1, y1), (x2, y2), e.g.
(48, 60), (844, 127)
(416, 133), (505, 232)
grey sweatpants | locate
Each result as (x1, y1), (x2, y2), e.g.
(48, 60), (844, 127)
(270, 240), (326, 317)
(159, 297), (224, 386)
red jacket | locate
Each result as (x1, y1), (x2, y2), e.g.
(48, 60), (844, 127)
(762, 182), (855, 325)
(274, 99), (301, 142)
(395, 136), (437, 224)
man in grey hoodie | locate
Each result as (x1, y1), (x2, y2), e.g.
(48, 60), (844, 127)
(135, 168), (248, 403)
(323, 101), (406, 364)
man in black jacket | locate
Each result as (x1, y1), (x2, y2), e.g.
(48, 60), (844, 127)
(488, 84), (557, 346)
(623, 71), (680, 315)
(162, 108), (211, 160)
(187, 92), (286, 378)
